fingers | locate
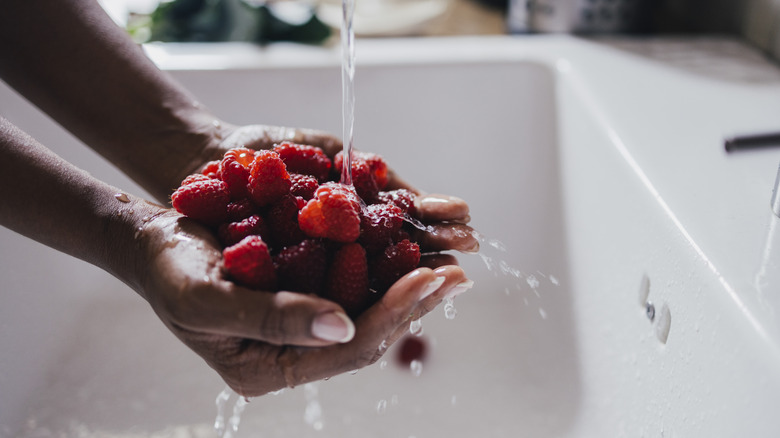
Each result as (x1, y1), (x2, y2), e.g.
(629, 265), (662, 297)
(419, 253), (460, 269)
(174, 284), (355, 348)
(412, 223), (480, 253)
(415, 193), (470, 222)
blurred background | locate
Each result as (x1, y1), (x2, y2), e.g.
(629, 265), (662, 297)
(100, 0), (780, 63)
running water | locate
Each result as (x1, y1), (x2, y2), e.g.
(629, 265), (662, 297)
(340, 0), (356, 186)
(214, 386), (250, 438)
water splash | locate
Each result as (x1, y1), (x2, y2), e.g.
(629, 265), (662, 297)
(409, 318), (423, 336)
(410, 360), (423, 377)
(444, 297), (458, 320)
(214, 386), (250, 438)
(340, 0), (356, 186)
(303, 383), (324, 431)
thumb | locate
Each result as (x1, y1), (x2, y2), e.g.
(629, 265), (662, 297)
(177, 286), (355, 347)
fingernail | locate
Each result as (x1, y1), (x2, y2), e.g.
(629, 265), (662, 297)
(420, 276), (446, 301)
(463, 240), (480, 254)
(312, 311), (355, 343)
(445, 280), (474, 299)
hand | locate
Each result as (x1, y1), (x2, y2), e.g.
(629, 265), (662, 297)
(133, 202), (470, 396)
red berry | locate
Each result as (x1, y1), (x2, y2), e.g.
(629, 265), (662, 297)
(181, 173), (212, 186)
(377, 189), (417, 217)
(218, 214), (268, 247)
(323, 243), (371, 317)
(369, 239), (421, 293)
(273, 239), (328, 295)
(334, 150), (389, 190)
(350, 160), (380, 203)
(273, 141), (332, 182)
(359, 203), (404, 254)
(171, 178), (230, 226)
(396, 335), (427, 366)
(226, 198), (257, 222)
(222, 235), (277, 290)
(248, 150), (291, 206)
(218, 148), (255, 200)
(289, 173), (319, 200)
(299, 183), (362, 243)
(264, 194), (306, 249)
(201, 160), (220, 179)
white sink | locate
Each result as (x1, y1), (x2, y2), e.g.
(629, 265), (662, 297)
(2, 35), (780, 437)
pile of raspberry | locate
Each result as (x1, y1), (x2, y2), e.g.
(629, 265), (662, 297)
(171, 142), (422, 317)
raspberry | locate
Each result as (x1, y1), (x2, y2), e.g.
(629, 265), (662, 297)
(323, 243), (371, 317)
(289, 173), (319, 200)
(369, 239), (421, 293)
(222, 235), (277, 290)
(299, 183), (362, 243)
(248, 150), (291, 206)
(350, 160), (380, 203)
(273, 141), (332, 182)
(264, 194), (306, 249)
(226, 198), (256, 222)
(359, 203), (404, 254)
(334, 150), (389, 190)
(201, 160), (220, 179)
(180, 173), (212, 186)
(171, 178), (230, 226)
(273, 239), (328, 295)
(396, 335), (427, 367)
(218, 148), (255, 200)
(377, 189), (417, 217)
(218, 214), (268, 247)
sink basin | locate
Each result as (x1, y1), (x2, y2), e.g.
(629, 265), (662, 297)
(2, 35), (780, 437)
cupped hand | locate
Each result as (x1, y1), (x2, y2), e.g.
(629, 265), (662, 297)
(133, 203), (470, 396)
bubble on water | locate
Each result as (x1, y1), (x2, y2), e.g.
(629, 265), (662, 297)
(409, 318), (423, 336)
(539, 308), (548, 320)
(526, 274), (540, 289)
(549, 275), (560, 286)
(376, 399), (387, 414)
(410, 360), (423, 377)
(444, 297), (458, 320)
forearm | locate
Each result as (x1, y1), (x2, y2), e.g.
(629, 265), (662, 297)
(0, 0), (224, 202)
(0, 117), (157, 290)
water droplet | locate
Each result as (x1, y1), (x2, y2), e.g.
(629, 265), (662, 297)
(377, 340), (388, 354)
(349, 369), (359, 375)
(304, 383), (324, 431)
(114, 193), (130, 203)
(269, 388), (286, 396)
(638, 274), (650, 306)
(646, 302), (656, 321)
(539, 308), (548, 320)
(410, 359), (423, 377)
(656, 303), (671, 344)
(409, 318), (423, 336)
(526, 274), (540, 289)
(549, 275), (560, 285)
(444, 297), (458, 320)
(376, 399), (387, 414)
(379, 360), (388, 370)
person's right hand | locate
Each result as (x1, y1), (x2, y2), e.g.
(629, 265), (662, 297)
(131, 201), (471, 396)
